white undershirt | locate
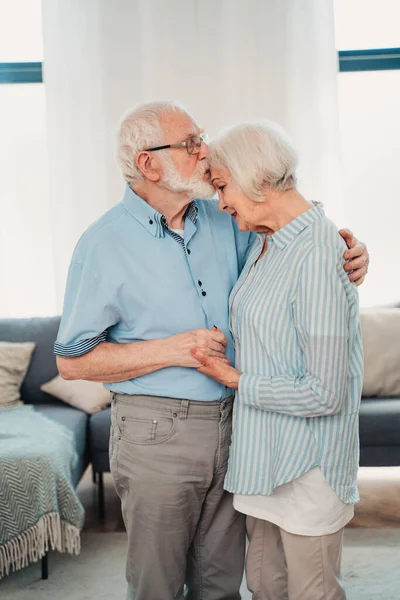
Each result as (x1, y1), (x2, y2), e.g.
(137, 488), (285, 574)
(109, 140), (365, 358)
(170, 228), (184, 237)
(233, 467), (354, 536)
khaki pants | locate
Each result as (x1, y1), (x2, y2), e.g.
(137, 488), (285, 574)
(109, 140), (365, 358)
(110, 393), (246, 600)
(246, 517), (346, 600)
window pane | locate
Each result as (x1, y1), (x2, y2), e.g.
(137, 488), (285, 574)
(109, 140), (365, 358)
(337, 70), (400, 307)
(0, 84), (57, 317)
(0, 0), (43, 61)
(335, 0), (400, 50)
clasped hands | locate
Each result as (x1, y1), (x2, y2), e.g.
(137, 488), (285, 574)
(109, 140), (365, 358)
(191, 326), (242, 390)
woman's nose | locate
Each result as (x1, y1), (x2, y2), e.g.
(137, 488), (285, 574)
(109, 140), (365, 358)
(218, 197), (227, 212)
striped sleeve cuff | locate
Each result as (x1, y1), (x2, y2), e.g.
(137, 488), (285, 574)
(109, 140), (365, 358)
(54, 330), (108, 357)
(238, 373), (272, 409)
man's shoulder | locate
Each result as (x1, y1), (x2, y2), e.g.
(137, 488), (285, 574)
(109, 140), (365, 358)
(73, 203), (127, 260)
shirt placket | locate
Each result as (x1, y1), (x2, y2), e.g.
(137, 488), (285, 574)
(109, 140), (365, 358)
(161, 208), (211, 327)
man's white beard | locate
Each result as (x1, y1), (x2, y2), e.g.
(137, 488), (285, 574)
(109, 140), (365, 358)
(159, 154), (215, 199)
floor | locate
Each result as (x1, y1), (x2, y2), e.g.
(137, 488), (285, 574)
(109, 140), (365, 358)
(1, 467), (400, 599)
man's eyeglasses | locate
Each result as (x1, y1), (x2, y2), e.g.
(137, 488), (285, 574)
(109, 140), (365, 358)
(144, 133), (208, 156)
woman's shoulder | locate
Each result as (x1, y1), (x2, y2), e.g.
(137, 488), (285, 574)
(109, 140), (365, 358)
(306, 213), (347, 254)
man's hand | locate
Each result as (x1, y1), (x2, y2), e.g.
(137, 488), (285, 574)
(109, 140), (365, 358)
(191, 349), (241, 389)
(339, 229), (369, 286)
(168, 328), (228, 368)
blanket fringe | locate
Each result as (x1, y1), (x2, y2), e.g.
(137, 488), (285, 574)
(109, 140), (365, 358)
(0, 513), (81, 579)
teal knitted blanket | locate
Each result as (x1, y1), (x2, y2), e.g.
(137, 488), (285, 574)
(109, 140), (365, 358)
(0, 405), (85, 578)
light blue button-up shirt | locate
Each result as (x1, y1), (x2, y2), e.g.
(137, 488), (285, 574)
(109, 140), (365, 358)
(224, 203), (364, 503)
(55, 185), (253, 401)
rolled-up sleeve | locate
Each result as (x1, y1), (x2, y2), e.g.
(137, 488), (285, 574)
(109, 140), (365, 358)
(241, 245), (349, 417)
(54, 261), (119, 357)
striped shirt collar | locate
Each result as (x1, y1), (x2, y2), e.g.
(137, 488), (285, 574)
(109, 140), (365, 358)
(160, 201), (198, 231)
(122, 184), (198, 238)
(269, 202), (325, 250)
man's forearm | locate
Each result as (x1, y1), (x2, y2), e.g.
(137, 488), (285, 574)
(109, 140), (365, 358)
(57, 338), (174, 383)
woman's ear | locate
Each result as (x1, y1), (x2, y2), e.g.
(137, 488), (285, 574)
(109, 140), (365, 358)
(136, 151), (161, 182)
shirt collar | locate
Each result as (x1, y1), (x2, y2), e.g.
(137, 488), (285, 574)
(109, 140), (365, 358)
(269, 202), (325, 250)
(122, 184), (198, 238)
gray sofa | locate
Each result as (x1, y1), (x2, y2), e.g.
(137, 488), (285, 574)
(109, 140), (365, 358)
(0, 316), (89, 488)
(0, 316), (111, 519)
(359, 398), (400, 466)
(1, 315), (400, 518)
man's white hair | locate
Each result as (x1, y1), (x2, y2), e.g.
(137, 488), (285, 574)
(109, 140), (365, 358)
(209, 121), (298, 202)
(117, 101), (190, 184)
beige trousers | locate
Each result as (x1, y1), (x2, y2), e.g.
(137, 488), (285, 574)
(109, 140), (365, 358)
(110, 393), (245, 600)
(246, 517), (346, 600)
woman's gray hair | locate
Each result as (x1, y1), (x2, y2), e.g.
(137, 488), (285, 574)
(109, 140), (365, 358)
(209, 121), (298, 201)
(117, 101), (188, 184)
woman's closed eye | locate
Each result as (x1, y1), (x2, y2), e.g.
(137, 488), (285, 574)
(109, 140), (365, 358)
(218, 185), (225, 192)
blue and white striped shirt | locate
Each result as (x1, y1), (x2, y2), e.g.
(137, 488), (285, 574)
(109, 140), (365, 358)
(225, 203), (364, 503)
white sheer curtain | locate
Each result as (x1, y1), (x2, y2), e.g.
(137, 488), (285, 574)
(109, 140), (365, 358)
(40, 0), (342, 312)
(0, 0), (57, 318)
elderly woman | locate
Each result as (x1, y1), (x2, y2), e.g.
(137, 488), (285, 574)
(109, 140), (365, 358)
(193, 121), (363, 600)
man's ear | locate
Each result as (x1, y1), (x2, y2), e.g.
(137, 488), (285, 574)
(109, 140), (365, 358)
(136, 151), (161, 182)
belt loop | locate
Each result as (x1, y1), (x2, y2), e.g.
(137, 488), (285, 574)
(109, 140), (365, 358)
(179, 399), (190, 420)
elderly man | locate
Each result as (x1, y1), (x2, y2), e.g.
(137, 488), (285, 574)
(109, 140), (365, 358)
(55, 101), (369, 600)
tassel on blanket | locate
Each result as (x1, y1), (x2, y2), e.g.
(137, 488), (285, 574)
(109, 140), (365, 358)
(0, 512), (81, 579)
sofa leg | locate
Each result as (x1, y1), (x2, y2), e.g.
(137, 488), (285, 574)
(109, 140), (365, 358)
(98, 471), (105, 523)
(92, 464), (97, 483)
(41, 552), (49, 580)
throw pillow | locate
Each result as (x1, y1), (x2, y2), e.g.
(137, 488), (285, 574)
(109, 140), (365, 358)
(361, 308), (400, 397)
(41, 375), (111, 414)
(0, 341), (36, 407)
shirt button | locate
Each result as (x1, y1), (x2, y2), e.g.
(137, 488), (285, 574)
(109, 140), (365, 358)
(149, 219), (153, 225)
(202, 291), (207, 297)
(198, 280), (202, 286)
(187, 248), (191, 255)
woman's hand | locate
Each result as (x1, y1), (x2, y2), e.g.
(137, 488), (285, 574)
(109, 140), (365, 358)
(339, 229), (369, 286)
(191, 349), (242, 389)
(167, 328), (228, 368)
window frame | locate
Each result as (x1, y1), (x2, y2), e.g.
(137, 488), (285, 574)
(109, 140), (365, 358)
(1, 47), (399, 85)
(339, 48), (400, 72)
(0, 62), (42, 83)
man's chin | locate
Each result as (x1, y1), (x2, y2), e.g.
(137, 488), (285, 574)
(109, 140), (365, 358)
(159, 177), (215, 200)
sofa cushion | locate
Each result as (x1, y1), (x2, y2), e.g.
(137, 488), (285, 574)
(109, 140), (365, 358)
(89, 407), (111, 452)
(34, 404), (89, 485)
(0, 341), (35, 406)
(0, 316), (61, 405)
(359, 397), (400, 447)
(41, 375), (112, 414)
(361, 309), (400, 397)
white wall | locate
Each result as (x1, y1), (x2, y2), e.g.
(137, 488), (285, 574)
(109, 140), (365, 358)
(337, 70), (400, 306)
